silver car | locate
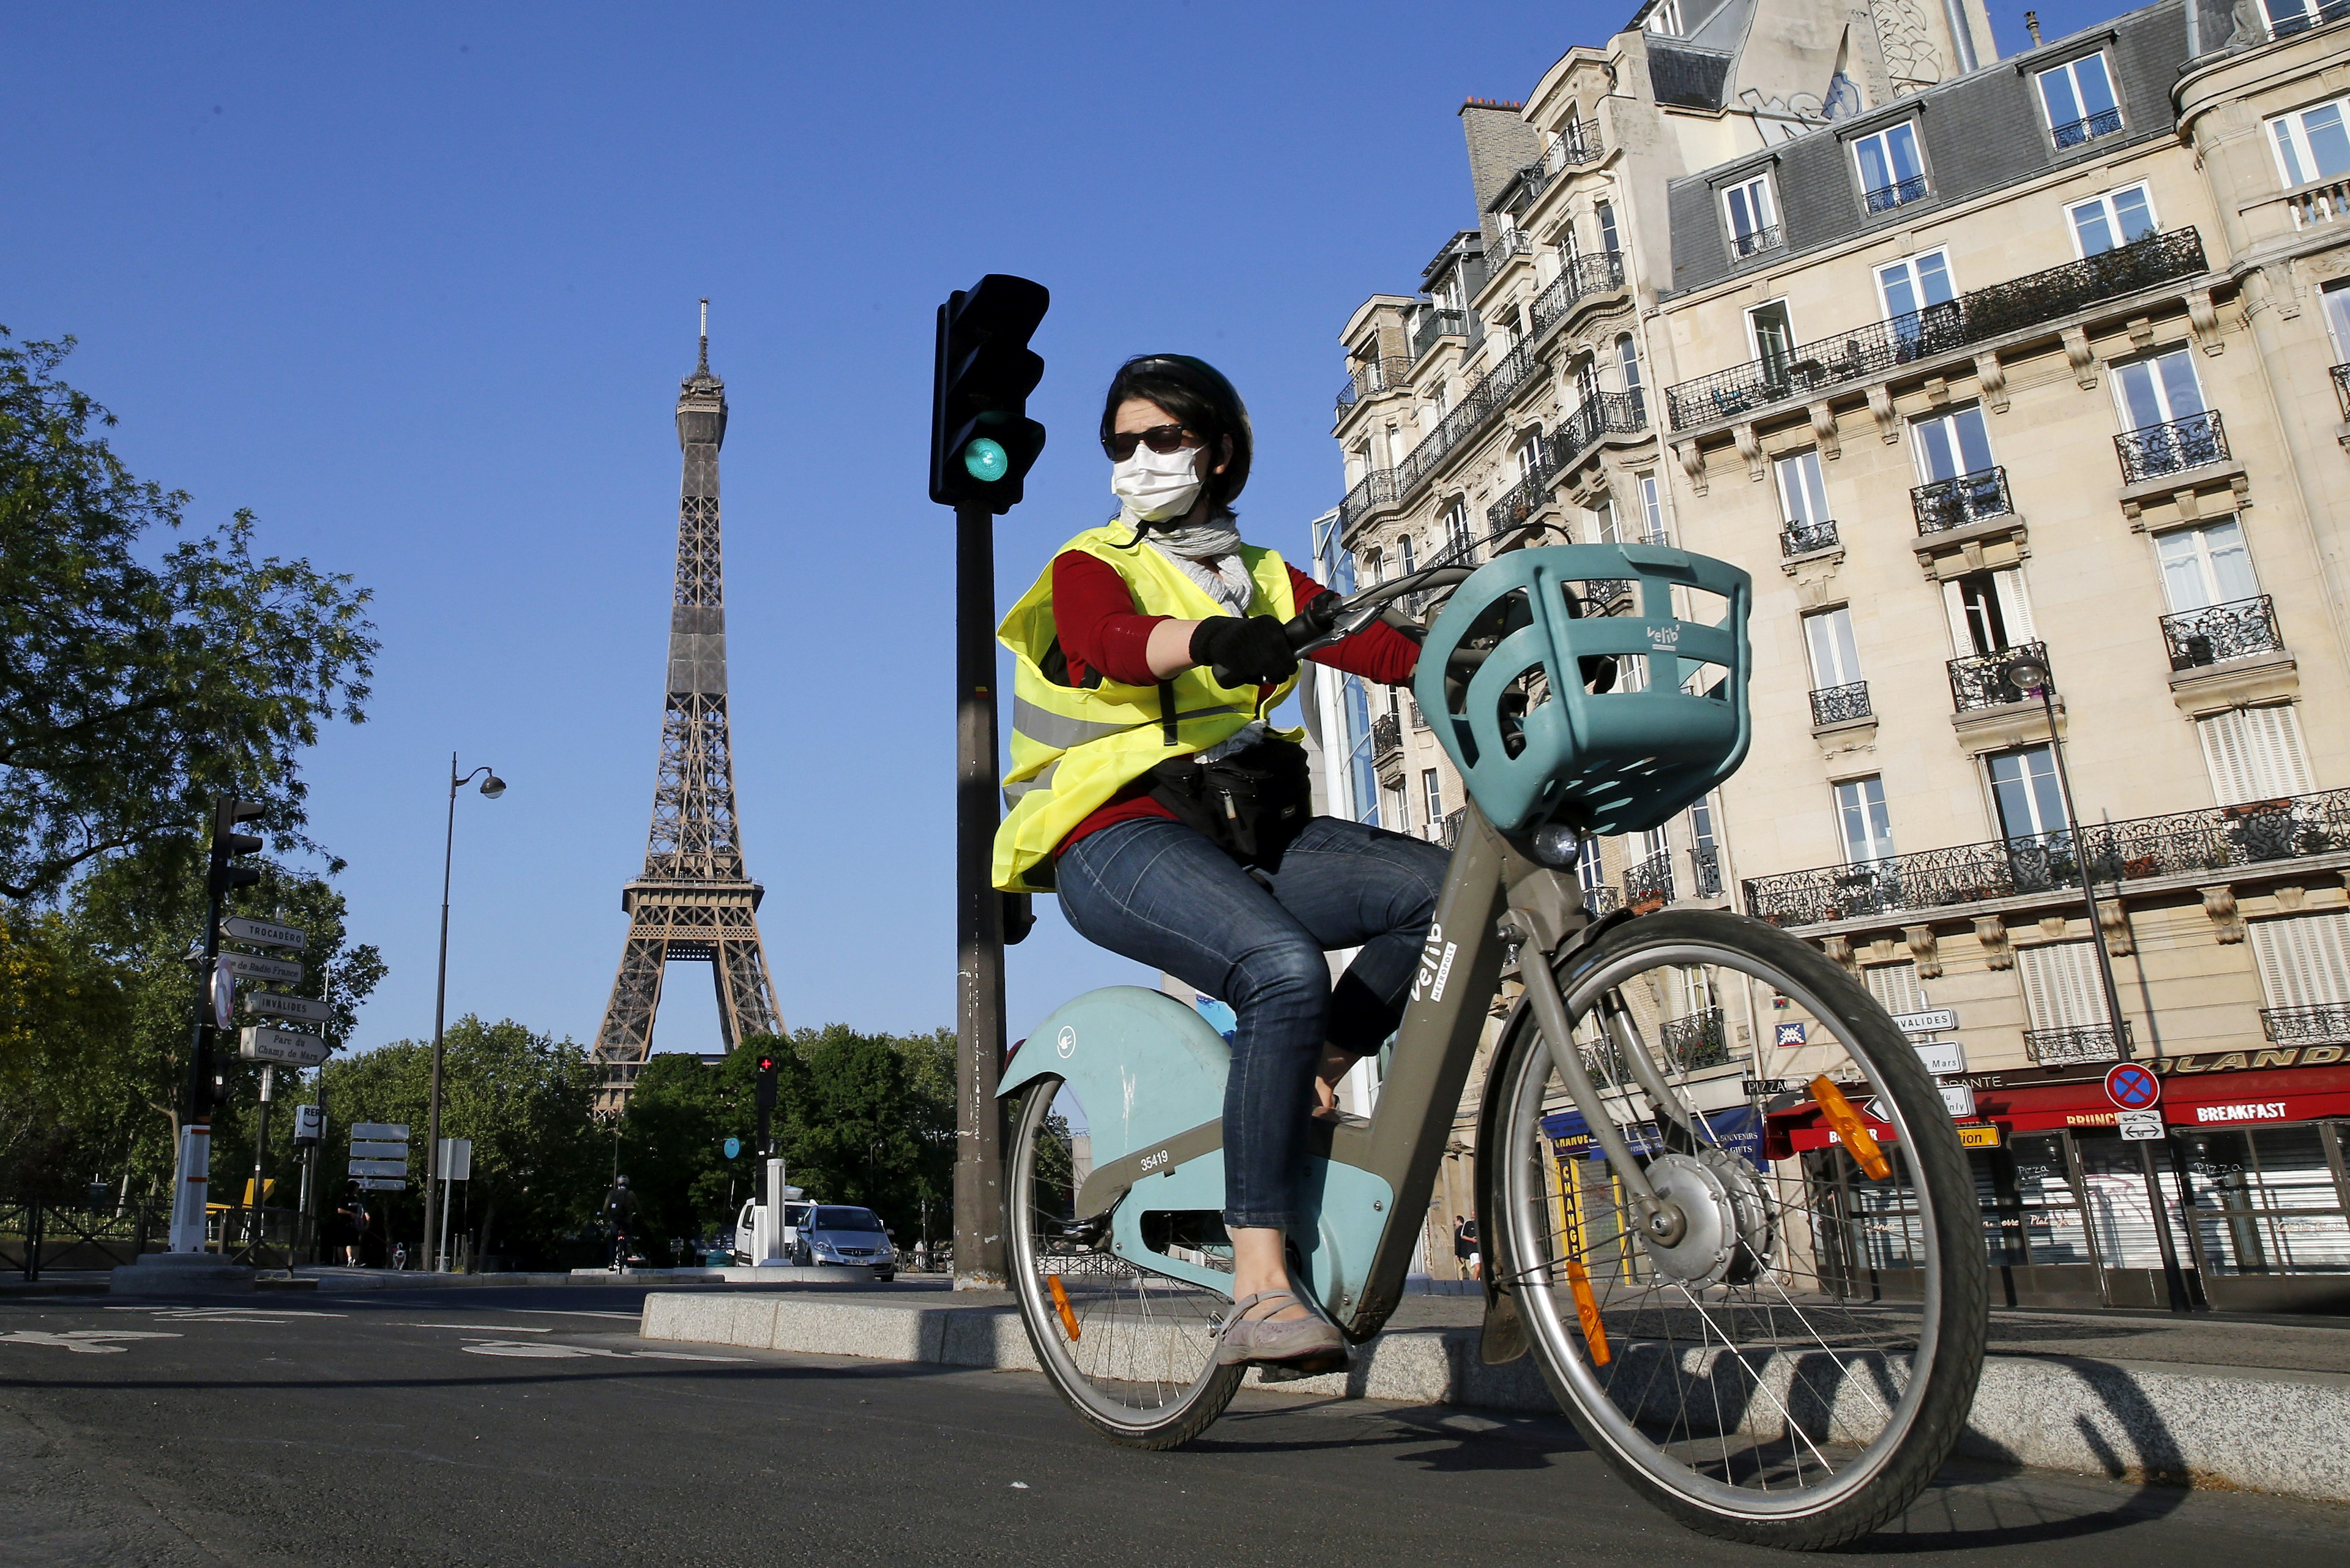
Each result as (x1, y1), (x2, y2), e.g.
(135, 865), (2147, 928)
(799, 1204), (897, 1280)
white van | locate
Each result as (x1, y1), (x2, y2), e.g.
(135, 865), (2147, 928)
(731, 1189), (812, 1266)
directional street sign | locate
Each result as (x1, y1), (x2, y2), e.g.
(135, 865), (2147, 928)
(355, 1178), (406, 1192)
(352, 1122), (408, 1142)
(243, 990), (332, 1025)
(348, 1158), (408, 1178)
(2105, 1062), (2163, 1111)
(222, 916), (306, 950)
(1890, 1008), (1959, 1036)
(1939, 1083), (1979, 1119)
(238, 1026), (329, 1066)
(1912, 1039), (1967, 1076)
(438, 1138), (473, 1182)
(219, 952), (304, 984)
(2118, 1108), (2166, 1141)
(350, 1140), (408, 1160)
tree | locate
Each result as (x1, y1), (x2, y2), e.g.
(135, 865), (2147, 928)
(0, 329), (377, 903)
(316, 1017), (604, 1267)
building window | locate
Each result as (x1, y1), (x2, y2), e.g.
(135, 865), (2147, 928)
(1853, 123), (1927, 212)
(1911, 403), (1994, 485)
(2155, 518), (2259, 612)
(1616, 334), (1646, 421)
(1645, 0), (1685, 35)
(2018, 941), (2111, 1031)
(2324, 281), (2350, 361)
(2198, 704), (2315, 804)
(2037, 54), (2122, 149)
(1635, 471), (1668, 543)
(2067, 184), (2157, 256)
(2113, 346), (2205, 435)
(2265, 0), (2350, 42)
(1942, 567), (2033, 656)
(2250, 913), (2350, 1011)
(1987, 746), (2065, 842)
(1441, 497), (1473, 561)
(1804, 606), (1863, 689)
(1596, 198), (1621, 256)
(1863, 960), (1923, 1017)
(1343, 676), (1379, 826)
(1422, 768), (1444, 832)
(1776, 449), (1830, 529)
(1746, 300), (1794, 379)
(1835, 776), (1896, 864)
(2267, 97), (2350, 187)
(1721, 175), (1779, 258)
(1876, 249), (1955, 322)
(1688, 794), (1721, 896)
(1591, 495), (1621, 544)
(1398, 533), (1417, 575)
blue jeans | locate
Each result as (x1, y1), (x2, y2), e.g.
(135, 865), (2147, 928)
(1055, 815), (1449, 1230)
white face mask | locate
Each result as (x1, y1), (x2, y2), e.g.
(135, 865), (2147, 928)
(1110, 441), (1206, 523)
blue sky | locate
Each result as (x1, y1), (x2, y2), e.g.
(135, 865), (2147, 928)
(4, 2), (2106, 1056)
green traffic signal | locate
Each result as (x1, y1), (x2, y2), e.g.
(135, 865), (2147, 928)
(963, 437), (1009, 482)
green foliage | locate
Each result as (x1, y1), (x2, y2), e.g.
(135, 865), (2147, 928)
(314, 1017), (605, 1264)
(613, 1025), (958, 1257)
(0, 328), (377, 903)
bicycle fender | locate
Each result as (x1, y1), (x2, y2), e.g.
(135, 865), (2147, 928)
(999, 986), (1229, 1169)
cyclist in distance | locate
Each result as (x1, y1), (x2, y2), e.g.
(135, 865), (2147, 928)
(993, 354), (1434, 1368)
(602, 1174), (641, 1272)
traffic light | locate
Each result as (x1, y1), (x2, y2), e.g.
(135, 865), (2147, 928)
(209, 798), (264, 898)
(930, 274), (1049, 512)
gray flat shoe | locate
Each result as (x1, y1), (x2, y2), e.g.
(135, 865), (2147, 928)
(1215, 1289), (1345, 1367)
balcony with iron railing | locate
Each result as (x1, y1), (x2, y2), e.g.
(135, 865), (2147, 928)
(1528, 250), (1627, 338)
(1730, 225), (1783, 261)
(1743, 785), (2350, 927)
(1484, 226), (1534, 271)
(1335, 355), (1413, 415)
(1659, 1007), (1733, 1072)
(2025, 1023), (2131, 1067)
(1912, 466), (2012, 535)
(1692, 843), (1723, 899)
(2263, 1002), (2350, 1044)
(1663, 228), (2207, 431)
(1486, 469), (1554, 532)
(1948, 640), (2046, 714)
(1863, 174), (1931, 214)
(1780, 516), (1840, 556)
(1370, 712), (1401, 767)
(1626, 849), (1675, 909)
(2334, 362), (2350, 420)
(2163, 594), (2283, 671)
(2051, 106), (2124, 150)
(1337, 467), (1402, 532)
(2116, 409), (2229, 483)
(1580, 884), (1623, 917)
(1810, 681), (1872, 727)
(1409, 308), (1469, 365)
(2268, 0), (2350, 39)
(1496, 121), (1602, 223)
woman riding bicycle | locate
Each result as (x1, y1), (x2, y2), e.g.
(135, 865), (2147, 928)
(993, 354), (1439, 1368)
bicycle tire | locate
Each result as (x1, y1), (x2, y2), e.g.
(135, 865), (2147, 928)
(1005, 1076), (1244, 1449)
(1485, 909), (1987, 1549)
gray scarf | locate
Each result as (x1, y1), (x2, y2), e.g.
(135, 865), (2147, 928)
(1125, 507), (1251, 616)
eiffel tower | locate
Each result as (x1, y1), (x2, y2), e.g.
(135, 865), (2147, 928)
(592, 304), (785, 1112)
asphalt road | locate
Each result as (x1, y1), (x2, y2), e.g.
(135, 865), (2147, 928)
(0, 1283), (2343, 1568)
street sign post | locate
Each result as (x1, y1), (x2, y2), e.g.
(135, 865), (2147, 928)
(2119, 1108), (2165, 1140)
(354, 1178), (406, 1192)
(1912, 1039), (1966, 1076)
(435, 1138), (473, 1271)
(2105, 1062), (2162, 1112)
(239, 1026), (330, 1067)
(1890, 1008), (1959, 1036)
(1938, 1083), (1979, 1119)
(222, 917), (306, 951)
(219, 952), (304, 984)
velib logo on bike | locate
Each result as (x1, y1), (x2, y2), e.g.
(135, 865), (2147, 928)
(1411, 922), (1458, 1004)
(1646, 622), (1680, 653)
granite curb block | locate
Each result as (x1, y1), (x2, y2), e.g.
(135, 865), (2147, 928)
(639, 1293), (2350, 1504)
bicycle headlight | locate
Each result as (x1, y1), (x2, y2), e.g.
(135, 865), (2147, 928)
(1531, 823), (1582, 868)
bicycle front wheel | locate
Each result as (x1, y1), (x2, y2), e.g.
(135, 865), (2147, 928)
(1488, 910), (1986, 1549)
(1005, 1075), (1243, 1448)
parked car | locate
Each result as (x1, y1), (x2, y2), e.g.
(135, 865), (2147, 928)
(800, 1204), (897, 1281)
(730, 1194), (813, 1266)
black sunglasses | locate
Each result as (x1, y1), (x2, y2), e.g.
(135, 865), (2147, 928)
(1102, 424), (1203, 461)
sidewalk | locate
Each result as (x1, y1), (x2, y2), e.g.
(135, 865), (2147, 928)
(640, 1285), (2350, 1505)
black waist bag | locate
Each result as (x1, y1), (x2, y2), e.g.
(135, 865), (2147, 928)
(1147, 738), (1315, 872)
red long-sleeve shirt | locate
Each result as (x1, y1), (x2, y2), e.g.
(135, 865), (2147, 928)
(1048, 551), (1420, 854)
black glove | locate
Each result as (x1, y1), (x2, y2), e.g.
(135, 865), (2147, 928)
(1190, 614), (1299, 686)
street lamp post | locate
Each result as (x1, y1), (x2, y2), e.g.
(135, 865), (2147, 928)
(2003, 656), (2191, 1312)
(424, 753), (505, 1274)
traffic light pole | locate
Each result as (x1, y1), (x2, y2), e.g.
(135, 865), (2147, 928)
(168, 872), (226, 1254)
(952, 499), (1008, 1290)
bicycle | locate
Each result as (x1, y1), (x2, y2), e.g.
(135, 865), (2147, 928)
(1000, 542), (1988, 1550)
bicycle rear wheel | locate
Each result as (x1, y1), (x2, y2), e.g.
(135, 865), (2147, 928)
(1488, 910), (1986, 1549)
(1005, 1075), (1243, 1448)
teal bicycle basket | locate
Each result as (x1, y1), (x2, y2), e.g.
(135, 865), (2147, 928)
(1412, 543), (1751, 838)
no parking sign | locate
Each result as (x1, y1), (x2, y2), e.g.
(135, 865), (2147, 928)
(2104, 1062), (2162, 1112)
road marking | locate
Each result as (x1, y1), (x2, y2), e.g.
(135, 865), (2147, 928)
(1, 1331), (182, 1354)
(395, 1322), (554, 1332)
(492, 1310), (641, 1321)
(458, 1340), (750, 1362)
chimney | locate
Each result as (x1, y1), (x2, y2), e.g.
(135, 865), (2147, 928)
(2024, 10), (2042, 45)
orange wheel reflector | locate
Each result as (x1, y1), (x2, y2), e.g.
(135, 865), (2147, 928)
(1810, 1073), (1892, 1181)
(1565, 1260), (1610, 1367)
(1046, 1273), (1081, 1341)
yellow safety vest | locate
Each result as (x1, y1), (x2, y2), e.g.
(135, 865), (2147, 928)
(993, 523), (1302, 893)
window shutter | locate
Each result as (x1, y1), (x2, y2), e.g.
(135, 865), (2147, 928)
(2250, 913), (2350, 1009)
(2018, 941), (2106, 1029)
(1865, 961), (1923, 1016)
(1992, 569), (2036, 645)
(2198, 709), (2258, 805)
(1942, 580), (1977, 655)
(2243, 704), (2314, 799)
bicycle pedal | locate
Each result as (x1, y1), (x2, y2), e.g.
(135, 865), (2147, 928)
(1253, 1350), (1351, 1383)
